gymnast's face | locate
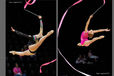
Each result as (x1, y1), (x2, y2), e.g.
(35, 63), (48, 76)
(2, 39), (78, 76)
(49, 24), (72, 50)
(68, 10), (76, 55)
(88, 30), (94, 38)
(77, 43), (81, 46)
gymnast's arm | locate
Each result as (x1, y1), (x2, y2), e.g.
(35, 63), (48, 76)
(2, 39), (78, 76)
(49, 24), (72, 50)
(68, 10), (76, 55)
(40, 19), (43, 28)
(85, 14), (93, 32)
(93, 28), (110, 33)
(11, 27), (33, 40)
(36, 15), (43, 35)
(38, 16), (43, 28)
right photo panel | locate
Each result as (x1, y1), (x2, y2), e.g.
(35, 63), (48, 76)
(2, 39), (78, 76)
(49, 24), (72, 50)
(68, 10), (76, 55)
(58, 0), (112, 76)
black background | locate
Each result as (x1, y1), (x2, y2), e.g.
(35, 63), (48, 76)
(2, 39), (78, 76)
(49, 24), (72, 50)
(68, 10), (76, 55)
(6, 0), (56, 76)
(59, 0), (112, 76)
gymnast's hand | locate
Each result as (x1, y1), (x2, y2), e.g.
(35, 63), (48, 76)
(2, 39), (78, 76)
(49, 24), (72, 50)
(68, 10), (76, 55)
(11, 27), (15, 32)
(90, 14), (93, 18)
(38, 15), (42, 19)
(105, 28), (110, 32)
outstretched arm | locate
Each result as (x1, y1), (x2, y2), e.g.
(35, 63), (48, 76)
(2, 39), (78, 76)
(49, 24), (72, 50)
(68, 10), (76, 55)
(11, 27), (33, 40)
(37, 15), (43, 35)
(93, 28), (110, 33)
(85, 14), (93, 32)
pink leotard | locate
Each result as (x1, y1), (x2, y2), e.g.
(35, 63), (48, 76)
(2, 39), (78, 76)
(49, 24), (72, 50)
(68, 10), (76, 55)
(80, 31), (89, 45)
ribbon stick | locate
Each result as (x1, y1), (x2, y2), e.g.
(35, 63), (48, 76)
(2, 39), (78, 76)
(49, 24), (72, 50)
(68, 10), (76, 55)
(57, 0), (91, 76)
(92, 0), (106, 15)
(24, 9), (39, 17)
(40, 59), (56, 73)
(24, 0), (36, 9)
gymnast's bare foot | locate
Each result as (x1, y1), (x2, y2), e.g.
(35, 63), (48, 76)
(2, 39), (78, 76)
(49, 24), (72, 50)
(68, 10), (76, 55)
(46, 30), (54, 37)
(99, 35), (105, 39)
(9, 51), (16, 55)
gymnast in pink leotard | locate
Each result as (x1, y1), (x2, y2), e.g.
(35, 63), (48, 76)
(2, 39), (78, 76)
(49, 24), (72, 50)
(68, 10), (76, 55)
(80, 31), (89, 45)
(77, 14), (110, 47)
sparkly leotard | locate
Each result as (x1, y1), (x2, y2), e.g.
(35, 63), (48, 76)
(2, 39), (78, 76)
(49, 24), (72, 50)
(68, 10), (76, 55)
(80, 31), (88, 45)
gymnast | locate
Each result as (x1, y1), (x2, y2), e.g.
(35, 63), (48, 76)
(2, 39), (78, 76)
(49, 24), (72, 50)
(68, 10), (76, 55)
(9, 15), (54, 56)
(77, 14), (110, 47)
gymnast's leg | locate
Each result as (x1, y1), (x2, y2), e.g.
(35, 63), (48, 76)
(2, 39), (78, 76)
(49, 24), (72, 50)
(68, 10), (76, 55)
(11, 27), (33, 40)
(29, 30), (54, 51)
(84, 35), (105, 46)
(9, 50), (35, 56)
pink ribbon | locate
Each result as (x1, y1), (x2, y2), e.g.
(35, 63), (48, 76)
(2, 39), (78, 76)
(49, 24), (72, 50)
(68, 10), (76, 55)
(24, 0), (36, 9)
(57, 0), (83, 37)
(103, 0), (105, 4)
(57, 0), (91, 76)
(40, 59), (56, 73)
(58, 49), (90, 76)
(57, 0), (106, 76)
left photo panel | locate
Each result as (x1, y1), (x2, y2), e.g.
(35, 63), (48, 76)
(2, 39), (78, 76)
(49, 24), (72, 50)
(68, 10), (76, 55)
(6, 0), (56, 76)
